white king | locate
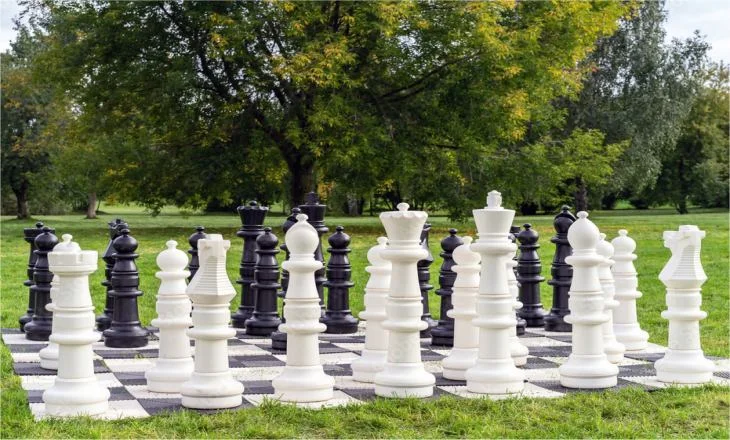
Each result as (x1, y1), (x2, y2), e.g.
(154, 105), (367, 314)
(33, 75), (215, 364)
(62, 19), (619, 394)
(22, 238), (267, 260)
(654, 225), (715, 384)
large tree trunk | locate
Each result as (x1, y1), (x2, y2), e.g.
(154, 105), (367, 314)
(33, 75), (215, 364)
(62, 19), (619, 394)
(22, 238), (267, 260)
(86, 192), (98, 219)
(574, 178), (588, 212)
(13, 181), (30, 219)
(286, 152), (315, 207)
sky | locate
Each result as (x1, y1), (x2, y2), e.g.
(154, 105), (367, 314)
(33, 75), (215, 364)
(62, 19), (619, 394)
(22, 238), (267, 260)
(1, 0), (729, 63)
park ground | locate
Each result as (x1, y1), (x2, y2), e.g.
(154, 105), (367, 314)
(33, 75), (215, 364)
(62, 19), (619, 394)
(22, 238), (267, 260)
(0, 205), (728, 438)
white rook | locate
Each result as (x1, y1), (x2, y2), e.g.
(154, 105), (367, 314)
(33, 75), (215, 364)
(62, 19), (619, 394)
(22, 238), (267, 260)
(146, 240), (194, 393)
(559, 212), (618, 389)
(507, 251), (528, 366)
(43, 234), (109, 416)
(375, 203), (435, 398)
(596, 234), (625, 364)
(655, 225), (715, 384)
(611, 230), (649, 350)
(181, 234), (243, 409)
(466, 191), (524, 394)
(442, 237), (480, 380)
(351, 237), (391, 383)
(273, 214), (335, 402)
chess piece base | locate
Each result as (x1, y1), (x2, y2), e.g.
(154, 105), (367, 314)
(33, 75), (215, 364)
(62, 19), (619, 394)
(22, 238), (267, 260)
(39, 342), (59, 370)
(95, 313), (112, 332)
(230, 309), (254, 329)
(442, 348), (478, 381)
(43, 378), (110, 417)
(419, 317), (437, 338)
(558, 354), (618, 389)
(103, 328), (149, 348)
(519, 309), (546, 327)
(245, 317), (282, 337)
(655, 349), (715, 384)
(273, 365), (335, 402)
(544, 314), (572, 332)
(24, 320), (52, 341)
(181, 371), (243, 409)
(322, 314), (359, 334)
(604, 339), (626, 364)
(351, 349), (387, 383)
(613, 324), (649, 351)
(466, 360), (524, 394)
(19, 314), (32, 332)
(374, 363), (435, 398)
(271, 331), (287, 350)
(510, 337), (528, 366)
(146, 358), (195, 393)
(430, 325), (454, 347)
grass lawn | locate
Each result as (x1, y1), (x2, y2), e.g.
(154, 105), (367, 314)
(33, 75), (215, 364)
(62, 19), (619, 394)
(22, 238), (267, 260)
(1, 206), (728, 438)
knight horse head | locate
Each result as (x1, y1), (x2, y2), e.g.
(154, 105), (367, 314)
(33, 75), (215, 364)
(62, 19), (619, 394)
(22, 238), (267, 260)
(659, 225), (707, 288)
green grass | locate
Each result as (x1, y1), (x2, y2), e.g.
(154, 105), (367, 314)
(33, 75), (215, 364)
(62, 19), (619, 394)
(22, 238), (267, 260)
(1, 206), (728, 438)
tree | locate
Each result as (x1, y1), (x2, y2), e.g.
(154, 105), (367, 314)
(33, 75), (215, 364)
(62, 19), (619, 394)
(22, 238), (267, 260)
(25, 0), (630, 212)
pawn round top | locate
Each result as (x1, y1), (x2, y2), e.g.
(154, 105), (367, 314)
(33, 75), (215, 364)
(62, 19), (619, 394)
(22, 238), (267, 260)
(517, 223), (538, 245)
(328, 226), (350, 248)
(554, 205), (577, 234)
(256, 227), (279, 249)
(367, 237), (388, 265)
(36, 221), (44, 228)
(113, 229), (138, 254)
(286, 214), (319, 254)
(35, 227), (59, 251)
(453, 236), (479, 265)
(53, 234), (81, 253)
(441, 228), (462, 253)
(567, 211), (600, 250)
(157, 240), (188, 272)
(188, 226), (206, 248)
(595, 233), (614, 258)
(611, 229), (636, 254)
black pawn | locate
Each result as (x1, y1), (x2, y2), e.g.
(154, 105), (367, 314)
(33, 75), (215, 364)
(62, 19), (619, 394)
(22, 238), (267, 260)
(19, 222), (48, 331)
(510, 225), (526, 336)
(431, 228), (463, 347)
(103, 229), (149, 348)
(544, 206), (576, 332)
(24, 227), (58, 341)
(271, 207), (301, 351)
(97, 219), (126, 332)
(232, 201), (269, 328)
(298, 192), (328, 315)
(418, 223), (437, 338)
(516, 224), (547, 327)
(187, 226), (207, 282)
(322, 226), (359, 334)
(245, 228), (282, 336)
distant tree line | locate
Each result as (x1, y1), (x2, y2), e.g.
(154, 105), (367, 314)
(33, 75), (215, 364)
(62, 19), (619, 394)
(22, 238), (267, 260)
(2, 0), (727, 219)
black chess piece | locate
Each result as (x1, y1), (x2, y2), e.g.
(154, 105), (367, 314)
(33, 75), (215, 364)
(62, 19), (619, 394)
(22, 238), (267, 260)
(232, 201), (269, 328)
(544, 206), (576, 332)
(97, 219), (126, 332)
(322, 226), (359, 334)
(245, 228), (282, 336)
(271, 207), (301, 351)
(103, 229), (150, 348)
(19, 222), (48, 331)
(517, 223), (547, 327)
(430, 228), (463, 347)
(187, 226), (207, 282)
(510, 225), (526, 336)
(24, 227), (58, 341)
(418, 223), (438, 338)
(298, 192), (328, 315)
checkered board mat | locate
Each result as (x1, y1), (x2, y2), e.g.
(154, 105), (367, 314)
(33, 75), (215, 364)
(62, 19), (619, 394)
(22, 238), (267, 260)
(3, 326), (729, 420)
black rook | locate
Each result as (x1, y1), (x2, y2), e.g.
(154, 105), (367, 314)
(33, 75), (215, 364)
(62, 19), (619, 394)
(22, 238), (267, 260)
(24, 227), (58, 341)
(322, 226), (358, 334)
(418, 223), (437, 338)
(232, 201), (268, 328)
(187, 226), (207, 283)
(544, 206), (576, 332)
(245, 228), (282, 336)
(430, 228), (463, 347)
(516, 224), (547, 327)
(19, 222), (48, 331)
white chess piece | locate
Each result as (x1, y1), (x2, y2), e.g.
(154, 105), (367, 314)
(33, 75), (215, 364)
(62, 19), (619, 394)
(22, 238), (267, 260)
(442, 236), (480, 380)
(273, 214), (335, 402)
(654, 225), (715, 384)
(39, 235), (80, 370)
(351, 237), (391, 383)
(611, 230), (649, 350)
(507, 249), (528, 367)
(466, 191), (524, 394)
(43, 234), (109, 416)
(596, 233), (625, 364)
(559, 212), (618, 389)
(145, 240), (194, 393)
(374, 203), (435, 398)
(181, 234), (243, 409)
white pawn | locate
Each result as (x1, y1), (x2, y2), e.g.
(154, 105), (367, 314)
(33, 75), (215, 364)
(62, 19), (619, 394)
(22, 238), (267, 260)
(39, 236), (80, 370)
(442, 237), (480, 380)
(374, 203), (435, 398)
(611, 230), (649, 350)
(507, 250), (528, 367)
(351, 237), (391, 383)
(146, 240), (194, 393)
(466, 191), (524, 394)
(43, 234), (109, 417)
(596, 234), (625, 364)
(655, 225), (715, 384)
(273, 214), (335, 402)
(559, 212), (618, 389)
(181, 234), (243, 409)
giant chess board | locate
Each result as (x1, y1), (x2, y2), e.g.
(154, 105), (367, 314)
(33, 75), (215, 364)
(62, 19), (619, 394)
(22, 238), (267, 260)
(4, 325), (729, 420)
